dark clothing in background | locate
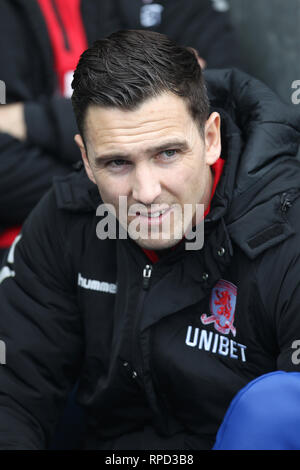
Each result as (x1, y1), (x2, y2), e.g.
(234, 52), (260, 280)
(0, 69), (299, 449)
(0, 0), (119, 230)
(114, 0), (242, 68)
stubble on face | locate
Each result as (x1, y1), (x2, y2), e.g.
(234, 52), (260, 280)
(80, 92), (220, 250)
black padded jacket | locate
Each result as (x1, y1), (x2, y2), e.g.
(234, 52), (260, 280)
(0, 69), (299, 450)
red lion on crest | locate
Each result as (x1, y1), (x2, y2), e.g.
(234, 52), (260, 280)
(214, 289), (232, 319)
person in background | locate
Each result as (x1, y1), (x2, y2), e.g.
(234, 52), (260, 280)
(112, 0), (242, 69)
(0, 0), (120, 261)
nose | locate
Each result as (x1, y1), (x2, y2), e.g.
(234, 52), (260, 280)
(132, 163), (161, 205)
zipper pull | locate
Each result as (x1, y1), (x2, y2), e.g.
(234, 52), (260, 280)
(142, 264), (153, 290)
(281, 192), (292, 212)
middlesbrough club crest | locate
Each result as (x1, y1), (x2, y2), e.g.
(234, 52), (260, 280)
(201, 279), (237, 337)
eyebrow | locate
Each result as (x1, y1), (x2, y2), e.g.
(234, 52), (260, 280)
(93, 140), (189, 167)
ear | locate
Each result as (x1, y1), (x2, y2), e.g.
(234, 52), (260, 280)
(74, 134), (96, 184)
(204, 112), (221, 166)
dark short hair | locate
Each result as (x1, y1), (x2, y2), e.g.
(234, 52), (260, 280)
(71, 29), (210, 140)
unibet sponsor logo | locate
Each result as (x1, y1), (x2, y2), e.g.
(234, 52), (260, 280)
(185, 325), (247, 362)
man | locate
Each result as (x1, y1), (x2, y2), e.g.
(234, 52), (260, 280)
(0, 30), (300, 450)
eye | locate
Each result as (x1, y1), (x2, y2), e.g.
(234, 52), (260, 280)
(160, 149), (177, 160)
(107, 159), (131, 171)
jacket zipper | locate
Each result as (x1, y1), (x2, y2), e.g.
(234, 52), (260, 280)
(131, 264), (153, 380)
(280, 190), (300, 212)
(142, 264), (153, 290)
(135, 263), (175, 430)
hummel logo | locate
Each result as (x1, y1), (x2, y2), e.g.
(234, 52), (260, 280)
(78, 273), (117, 294)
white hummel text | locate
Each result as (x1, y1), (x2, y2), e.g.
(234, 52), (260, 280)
(78, 273), (117, 294)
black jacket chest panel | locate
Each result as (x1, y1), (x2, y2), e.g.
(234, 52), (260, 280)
(143, 256), (277, 436)
(75, 222), (278, 440)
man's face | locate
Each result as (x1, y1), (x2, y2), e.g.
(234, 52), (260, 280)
(76, 92), (221, 250)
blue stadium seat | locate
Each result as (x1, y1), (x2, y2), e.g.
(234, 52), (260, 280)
(213, 371), (300, 450)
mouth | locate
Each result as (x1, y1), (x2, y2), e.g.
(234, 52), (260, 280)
(135, 206), (173, 226)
